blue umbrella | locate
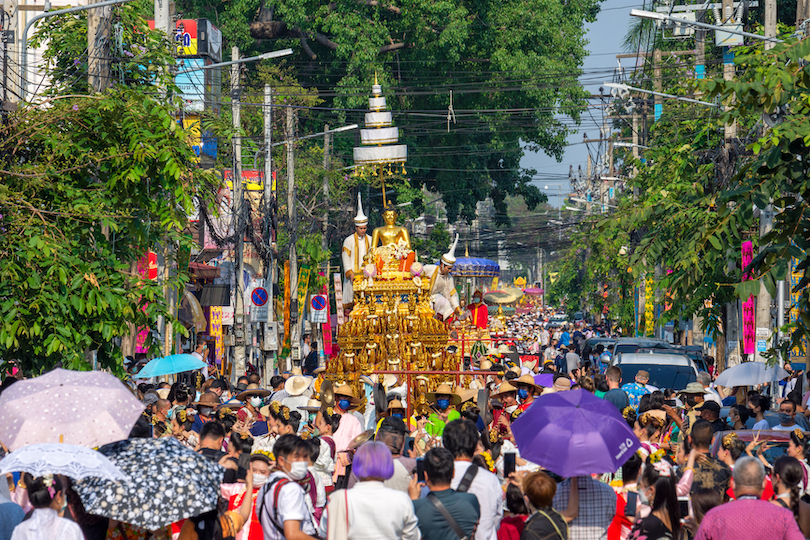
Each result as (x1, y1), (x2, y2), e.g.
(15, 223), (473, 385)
(132, 354), (206, 379)
(511, 388), (641, 477)
(449, 257), (500, 278)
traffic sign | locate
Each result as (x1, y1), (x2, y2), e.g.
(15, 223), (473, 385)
(311, 294), (328, 323)
(251, 287), (268, 307)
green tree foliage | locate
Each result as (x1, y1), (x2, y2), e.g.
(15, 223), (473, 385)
(0, 89), (217, 376)
(708, 37), (810, 359)
(176, 0), (601, 224)
(28, 0), (175, 96)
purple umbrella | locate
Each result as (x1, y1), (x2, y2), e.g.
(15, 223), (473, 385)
(534, 373), (554, 387)
(511, 388), (640, 477)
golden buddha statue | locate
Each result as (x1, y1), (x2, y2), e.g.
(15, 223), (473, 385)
(370, 204), (411, 249)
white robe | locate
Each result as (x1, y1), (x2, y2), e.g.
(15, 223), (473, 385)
(341, 233), (370, 304)
(423, 265), (460, 319)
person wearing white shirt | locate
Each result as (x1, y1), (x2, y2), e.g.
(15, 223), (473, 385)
(443, 419), (503, 540)
(319, 442), (420, 540)
(11, 475), (83, 540)
(257, 435), (319, 540)
(697, 371), (722, 405)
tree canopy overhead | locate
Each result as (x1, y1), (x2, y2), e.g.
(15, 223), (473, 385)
(178, 0), (603, 223)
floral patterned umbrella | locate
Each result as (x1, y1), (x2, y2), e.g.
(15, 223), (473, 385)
(0, 368), (144, 451)
(73, 437), (223, 531)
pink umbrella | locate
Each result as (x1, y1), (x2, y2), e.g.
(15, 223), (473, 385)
(0, 368), (144, 451)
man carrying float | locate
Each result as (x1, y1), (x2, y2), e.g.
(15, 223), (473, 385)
(341, 194), (371, 307)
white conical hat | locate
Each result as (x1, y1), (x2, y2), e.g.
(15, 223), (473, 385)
(354, 193), (368, 226)
(441, 234), (459, 266)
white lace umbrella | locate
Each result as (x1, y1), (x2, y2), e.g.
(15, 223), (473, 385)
(0, 443), (126, 481)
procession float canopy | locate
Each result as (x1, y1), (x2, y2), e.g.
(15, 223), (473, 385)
(329, 81), (460, 415)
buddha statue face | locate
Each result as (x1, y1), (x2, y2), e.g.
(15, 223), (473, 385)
(382, 209), (398, 225)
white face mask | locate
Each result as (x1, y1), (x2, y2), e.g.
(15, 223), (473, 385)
(638, 487), (651, 506)
(249, 397), (263, 407)
(253, 473), (270, 488)
(286, 460), (309, 481)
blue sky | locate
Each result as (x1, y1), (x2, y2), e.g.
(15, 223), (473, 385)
(521, 0), (639, 207)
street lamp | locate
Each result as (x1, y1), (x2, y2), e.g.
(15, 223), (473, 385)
(630, 9), (783, 43)
(544, 184), (563, 239)
(570, 197), (619, 209)
(604, 82), (720, 108)
(271, 123), (358, 147)
(176, 49), (293, 74)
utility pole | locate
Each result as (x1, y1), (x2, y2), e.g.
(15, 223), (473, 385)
(154, 0), (170, 35)
(262, 84), (275, 378)
(798, 0), (810, 29)
(695, 26), (706, 80)
(653, 48), (662, 121)
(286, 105), (298, 370)
(757, 207), (774, 362)
(87, 0), (112, 92)
(263, 84), (274, 281)
(764, 0), (776, 49)
(322, 124), (331, 251)
(722, 0), (736, 151)
(231, 46), (247, 382)
(586, 155), (592, 214)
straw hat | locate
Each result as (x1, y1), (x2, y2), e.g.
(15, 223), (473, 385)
(313, 366), (326, 375)
(491, 381), (518, 398)
(387, 399), (405, 411)
(513, 374), (542, 394)
(299, 398), (322, 412)
(369, 373), (398, 388)
(478, 359), (493, 371)
(334, 384), (361, 407)
(522, 358), (538, 371)
(192, 391), (220, 408)
(425, 383), (461, 405)
(236, 383), (271, 402)
(285, 375), (313, 397)
(552, 378), (571, 392)
(290, 367), (304, 376)
(156, 388), (170, 400)
(679, 382), (706, 395)
(458, 388), (478, 404)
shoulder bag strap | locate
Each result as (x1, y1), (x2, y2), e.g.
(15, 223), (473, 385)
(257, 478), (289, 534)
(456, 464), (478, 493)
(536, 509), (566, 540)
(427, 493), (468, 540)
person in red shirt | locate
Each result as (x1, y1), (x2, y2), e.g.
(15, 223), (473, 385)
(498, 484), (529, 540)
(512, 375), (542, 412)
(222, 453), (272, 540)
(466, 290), (489, 330)
(235, 386), (270, 424)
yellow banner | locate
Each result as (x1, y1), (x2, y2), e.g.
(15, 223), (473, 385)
(645, 276), (654, 337)
(282, 261), (291, 358)
(297, 265), (311, 322)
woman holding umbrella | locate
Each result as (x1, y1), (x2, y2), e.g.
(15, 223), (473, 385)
(628, 451), (680, 540)
(11, 474), (83, 540)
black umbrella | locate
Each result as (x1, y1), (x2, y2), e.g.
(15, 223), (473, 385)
(74, 437), (223, 531)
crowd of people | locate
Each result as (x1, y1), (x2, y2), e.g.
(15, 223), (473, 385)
(2, 314), (810, 540)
